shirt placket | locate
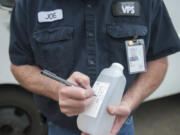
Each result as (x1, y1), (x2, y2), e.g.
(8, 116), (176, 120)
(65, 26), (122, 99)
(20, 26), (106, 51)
(85, 0), (97, 84)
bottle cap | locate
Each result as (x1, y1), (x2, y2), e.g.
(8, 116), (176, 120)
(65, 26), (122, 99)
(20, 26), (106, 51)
(112, 63), (124, 71)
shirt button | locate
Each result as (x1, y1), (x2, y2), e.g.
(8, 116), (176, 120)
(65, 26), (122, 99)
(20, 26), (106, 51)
(88, 60), (95, 65)
(87, 4), (92, 8)
(87, 32), (94, 37)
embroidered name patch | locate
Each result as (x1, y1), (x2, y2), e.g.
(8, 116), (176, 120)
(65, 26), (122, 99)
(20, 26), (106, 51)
(38, 9), (63, 23)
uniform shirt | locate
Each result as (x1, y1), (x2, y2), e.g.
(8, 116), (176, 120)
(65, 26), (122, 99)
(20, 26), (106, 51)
(9, 0), (180, 131)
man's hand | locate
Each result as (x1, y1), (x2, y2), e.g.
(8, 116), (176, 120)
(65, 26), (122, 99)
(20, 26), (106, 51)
(11, 64), (94, 117)
(81, 101), (131, 135)
(58, 72), (94, 117)
(107, 101), (131, 135)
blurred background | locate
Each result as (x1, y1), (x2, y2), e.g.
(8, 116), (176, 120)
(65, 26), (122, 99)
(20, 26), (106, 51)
(0, 0), (180, 135)
(134, 94), (180, 135)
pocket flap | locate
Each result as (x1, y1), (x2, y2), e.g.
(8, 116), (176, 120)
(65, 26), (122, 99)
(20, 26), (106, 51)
(33, 26), (74, 43)
(107, 24), (148, 38)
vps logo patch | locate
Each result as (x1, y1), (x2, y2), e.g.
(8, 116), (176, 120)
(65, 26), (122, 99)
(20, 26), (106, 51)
(112, 1), (140, 16)
(121, 2), (135, 14)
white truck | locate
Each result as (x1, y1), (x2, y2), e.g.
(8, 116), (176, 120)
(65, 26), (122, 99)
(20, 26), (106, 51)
(0, 0), (179, 135)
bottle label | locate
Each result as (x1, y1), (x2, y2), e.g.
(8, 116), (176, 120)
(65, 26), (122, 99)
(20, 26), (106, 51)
(82, 81), (110, 118)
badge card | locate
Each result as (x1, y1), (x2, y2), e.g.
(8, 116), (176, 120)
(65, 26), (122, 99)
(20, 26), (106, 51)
(125, 39), (147, 74)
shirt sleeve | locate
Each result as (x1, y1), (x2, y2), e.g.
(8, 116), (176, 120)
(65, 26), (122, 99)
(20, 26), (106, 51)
(9, 0), (35, 65)
(147, 0), (180, 61)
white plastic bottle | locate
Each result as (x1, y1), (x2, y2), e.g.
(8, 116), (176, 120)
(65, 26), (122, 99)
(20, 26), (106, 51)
(77, 63), (126, 135)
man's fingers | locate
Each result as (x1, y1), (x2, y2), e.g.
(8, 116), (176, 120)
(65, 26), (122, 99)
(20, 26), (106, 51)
(70, 72), (91, 89)
(110, 117), (124, 135)
(60, 86), (94, 100)
(60, 107), (85, 117)
(107, 105), (131, 116)
(59, 97), (94, 109)
(59, 97), (94, 116)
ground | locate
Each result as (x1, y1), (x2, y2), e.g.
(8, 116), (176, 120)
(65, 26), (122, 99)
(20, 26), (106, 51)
(134, 94), (180, 135)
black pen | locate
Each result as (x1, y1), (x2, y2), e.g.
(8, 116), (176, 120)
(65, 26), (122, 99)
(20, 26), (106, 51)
(41, 69), (81, 87)
(41, 69), (96, 96)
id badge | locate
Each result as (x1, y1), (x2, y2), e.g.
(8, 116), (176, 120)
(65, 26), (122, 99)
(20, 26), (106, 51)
(125, 39), (147, 74)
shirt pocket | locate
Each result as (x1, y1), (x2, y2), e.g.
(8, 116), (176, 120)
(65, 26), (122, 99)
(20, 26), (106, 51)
(107, 24), (148, 39)
(33, 26), (74, 78)
(106, 24), (148, 73)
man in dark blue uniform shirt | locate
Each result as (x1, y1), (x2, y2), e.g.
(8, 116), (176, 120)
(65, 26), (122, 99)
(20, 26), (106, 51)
(9, 0), (180, 134)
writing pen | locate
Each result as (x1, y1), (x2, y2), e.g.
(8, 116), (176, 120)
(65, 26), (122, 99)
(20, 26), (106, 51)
(41, 69), (96, 96)
(41, 69), (81, 87)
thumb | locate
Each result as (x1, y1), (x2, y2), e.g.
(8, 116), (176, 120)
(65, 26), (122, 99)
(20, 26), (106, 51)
(107, 105), (131, 116)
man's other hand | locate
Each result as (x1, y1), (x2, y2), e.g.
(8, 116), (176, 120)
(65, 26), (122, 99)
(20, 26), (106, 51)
(107, 101), (131, 135)
(81, 101), (131, 135)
